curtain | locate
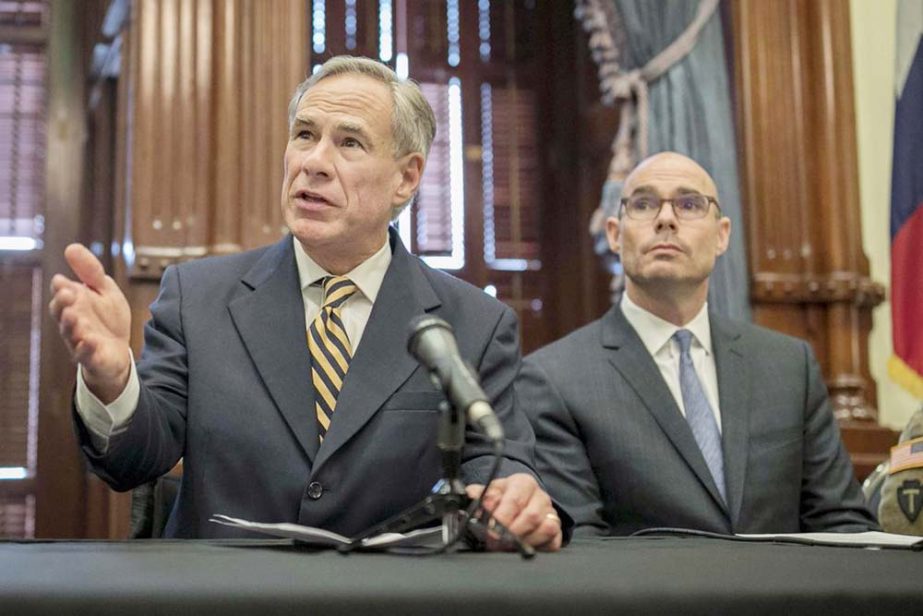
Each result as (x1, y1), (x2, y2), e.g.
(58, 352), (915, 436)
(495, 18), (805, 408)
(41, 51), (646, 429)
(582, 0), (750, 320)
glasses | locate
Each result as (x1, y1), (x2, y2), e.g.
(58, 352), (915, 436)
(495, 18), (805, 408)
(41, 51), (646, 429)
(620, 193), (720, 221)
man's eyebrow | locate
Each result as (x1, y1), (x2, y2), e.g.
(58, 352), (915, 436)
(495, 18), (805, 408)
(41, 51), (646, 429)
(336, 121), (371, 139)
(628, 185), (705, 195)
(291, 116), (369, 138)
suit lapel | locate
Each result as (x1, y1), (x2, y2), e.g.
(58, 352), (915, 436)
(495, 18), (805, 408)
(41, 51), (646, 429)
(228, 237), (320, 462)
(711, 314), (750, 527)
(311, 228), (440, 472)
(603, 306), (728, 512)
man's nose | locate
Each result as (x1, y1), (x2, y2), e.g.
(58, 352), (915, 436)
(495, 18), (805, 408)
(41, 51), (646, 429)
(653, 200), (679, 232)
(300, 138), (335, 178)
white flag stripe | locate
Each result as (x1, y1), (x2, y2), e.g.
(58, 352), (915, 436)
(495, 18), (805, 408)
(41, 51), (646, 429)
(895, 0), (923, 96)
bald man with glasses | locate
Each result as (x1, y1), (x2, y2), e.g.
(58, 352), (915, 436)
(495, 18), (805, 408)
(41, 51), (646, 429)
(518, 151), (876, 537)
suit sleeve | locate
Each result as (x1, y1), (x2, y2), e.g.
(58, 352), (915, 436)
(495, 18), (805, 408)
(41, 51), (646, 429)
(518, 355), (609, 536)
(76, 265), (189, 492)
(460, 306), (537, 484)
(798, 341), (879, 531)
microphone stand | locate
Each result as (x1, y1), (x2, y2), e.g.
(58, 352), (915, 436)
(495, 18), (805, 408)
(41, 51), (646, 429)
(339, 398), (534, 558)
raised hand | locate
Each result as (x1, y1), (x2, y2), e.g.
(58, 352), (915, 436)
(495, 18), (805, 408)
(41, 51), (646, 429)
(49, 244), (132, 403)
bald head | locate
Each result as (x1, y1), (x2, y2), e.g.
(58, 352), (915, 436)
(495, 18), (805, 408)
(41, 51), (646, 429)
(622, 152), (719, 207)
(606, 150), (731, 323)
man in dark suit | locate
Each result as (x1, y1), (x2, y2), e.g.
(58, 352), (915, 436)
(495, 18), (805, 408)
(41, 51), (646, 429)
(50, 56), (562, 549)
(518, 151), (876, 536)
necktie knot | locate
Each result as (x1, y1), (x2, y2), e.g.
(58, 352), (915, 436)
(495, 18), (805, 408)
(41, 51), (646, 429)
(321, 276), (358, 310)
(673, 328), (694, 355)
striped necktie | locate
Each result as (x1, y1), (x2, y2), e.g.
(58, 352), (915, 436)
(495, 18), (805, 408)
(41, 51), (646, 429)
(308, 276), (358, 442)
(673, 329), (726, 503)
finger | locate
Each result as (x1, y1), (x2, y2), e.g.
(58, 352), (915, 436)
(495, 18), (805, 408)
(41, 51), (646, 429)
(471, 478), (505, 512)
(48, 288), (76, 320)
(55, 326), (78, 357)
(465, 484), (485, 501)
(64, 244), (108, 292)
(50, 273), (80, 294)
(504, 486), (552, 538)
(487, 474), (535, 529)
(58, 305), (78, 339)
(520, 511), (562, 550)
(534, 525), (563, 552)
(467, 484), (499, 514)
(62, 312), (96, 359)
(482, 492), (503, 513)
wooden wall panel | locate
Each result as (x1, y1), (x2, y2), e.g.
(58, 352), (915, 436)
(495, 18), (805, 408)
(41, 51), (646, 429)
(125, 0), (306, 277)
(80, 0), (307, 538)
(733, 0), (884, 423)
(129, 0), (210, 274)
(534, 0), (613, 343)
(238, 0), (306, 251)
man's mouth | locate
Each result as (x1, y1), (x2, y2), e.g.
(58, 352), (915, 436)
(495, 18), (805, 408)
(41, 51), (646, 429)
(293, 190), (332, 207)
(648, 242), (682, 253)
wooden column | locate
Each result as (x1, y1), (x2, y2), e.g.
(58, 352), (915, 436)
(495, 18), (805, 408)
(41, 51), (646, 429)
(733, 0), (895, 477)
(35, 0), (90, 538)
(122, 0), (306, 284)
(112, 0), (307, 351)
(81, 0), (307, 537)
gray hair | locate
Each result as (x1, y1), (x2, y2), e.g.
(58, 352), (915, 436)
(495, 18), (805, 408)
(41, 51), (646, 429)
(287, 57), (435, 218)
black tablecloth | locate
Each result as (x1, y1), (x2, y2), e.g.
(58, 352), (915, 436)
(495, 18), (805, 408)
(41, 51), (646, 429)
(1, 536), (921, 615)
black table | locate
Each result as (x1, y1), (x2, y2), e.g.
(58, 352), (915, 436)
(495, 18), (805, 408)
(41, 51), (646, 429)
(1, 537), (921, 615)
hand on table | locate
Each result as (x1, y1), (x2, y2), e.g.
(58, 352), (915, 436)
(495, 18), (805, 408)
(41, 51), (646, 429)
(467, 473), (563, 552)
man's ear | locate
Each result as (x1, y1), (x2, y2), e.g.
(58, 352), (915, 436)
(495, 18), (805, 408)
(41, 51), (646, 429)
(392, 153), (425, 207)
(715, 216), (731, 257)
(605, 216), (621, 254)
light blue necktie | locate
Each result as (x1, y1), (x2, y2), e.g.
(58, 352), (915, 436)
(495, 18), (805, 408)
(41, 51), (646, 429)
(673, 329), (726, 503)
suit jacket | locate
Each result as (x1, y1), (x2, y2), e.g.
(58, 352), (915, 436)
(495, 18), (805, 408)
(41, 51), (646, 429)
(77, 229), (538, 538)
(518, 305), (877, 536)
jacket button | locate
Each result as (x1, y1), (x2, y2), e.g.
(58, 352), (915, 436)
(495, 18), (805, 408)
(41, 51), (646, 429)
(307, 481), (324, 500)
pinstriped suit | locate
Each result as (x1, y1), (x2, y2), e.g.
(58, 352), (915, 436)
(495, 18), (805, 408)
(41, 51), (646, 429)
(76, 228), (538, 538)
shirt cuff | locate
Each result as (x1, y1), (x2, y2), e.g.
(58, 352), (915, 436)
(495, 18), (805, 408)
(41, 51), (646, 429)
(75, 351), (140, 452)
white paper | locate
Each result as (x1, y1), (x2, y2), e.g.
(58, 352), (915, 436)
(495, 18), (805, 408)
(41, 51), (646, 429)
(735, 530), (923, 548)
(209, 514), (444, 549)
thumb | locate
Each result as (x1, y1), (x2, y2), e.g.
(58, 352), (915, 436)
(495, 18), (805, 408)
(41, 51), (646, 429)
(64, 244), (109, 292)
(466, 484), (486, 500)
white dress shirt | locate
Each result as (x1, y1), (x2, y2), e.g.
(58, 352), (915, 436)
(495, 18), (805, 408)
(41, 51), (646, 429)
(619, 292), (722, 431)
(76, 236), (392, 451)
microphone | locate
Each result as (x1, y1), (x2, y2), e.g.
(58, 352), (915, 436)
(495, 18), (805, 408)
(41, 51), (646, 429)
(407, 314), (504, 444)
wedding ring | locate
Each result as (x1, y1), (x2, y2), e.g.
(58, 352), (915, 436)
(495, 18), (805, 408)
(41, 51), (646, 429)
(545, 512), (561, 524)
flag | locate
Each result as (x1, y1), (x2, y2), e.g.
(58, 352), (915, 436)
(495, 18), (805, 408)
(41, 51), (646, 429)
(889, 437), (923, 474)
(889, 1), (923, 398)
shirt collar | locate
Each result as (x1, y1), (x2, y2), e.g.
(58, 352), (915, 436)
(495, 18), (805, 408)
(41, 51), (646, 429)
(620, 292), (713, 357)
(292, 235), (392, 303)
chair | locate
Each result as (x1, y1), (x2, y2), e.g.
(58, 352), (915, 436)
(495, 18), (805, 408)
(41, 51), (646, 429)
(129, 466), (182, 538)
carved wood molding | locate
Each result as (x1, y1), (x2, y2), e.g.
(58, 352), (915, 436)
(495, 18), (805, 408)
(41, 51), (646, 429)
(751, 272), (885, 307)
(128, 244), (244, 279)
